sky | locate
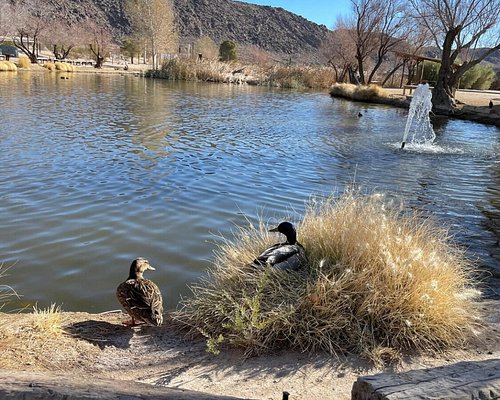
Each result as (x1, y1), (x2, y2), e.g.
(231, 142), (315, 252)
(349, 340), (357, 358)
(236, 0), (352, 28)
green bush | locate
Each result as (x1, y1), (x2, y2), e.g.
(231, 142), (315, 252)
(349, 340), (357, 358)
(219, 40), (237, 62)
(422, 61), (439, 83)
(460, 64), (495, 90)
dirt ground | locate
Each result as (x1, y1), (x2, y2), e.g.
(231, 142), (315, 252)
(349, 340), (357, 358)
(0, 299), (499, 400)
(385, 87), (500, 108)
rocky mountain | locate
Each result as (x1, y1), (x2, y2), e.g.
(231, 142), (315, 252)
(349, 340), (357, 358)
(35, 0), (329, 60)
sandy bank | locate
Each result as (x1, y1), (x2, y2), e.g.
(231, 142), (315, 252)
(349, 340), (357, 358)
(0, 299), (498, 400)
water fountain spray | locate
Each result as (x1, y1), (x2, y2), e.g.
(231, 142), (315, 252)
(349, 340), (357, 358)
(401, 84), (435, 149)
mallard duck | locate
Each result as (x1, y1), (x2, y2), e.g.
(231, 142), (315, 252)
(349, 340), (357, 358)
(116, 258), (163, 327)
(250, 222), (306, 271)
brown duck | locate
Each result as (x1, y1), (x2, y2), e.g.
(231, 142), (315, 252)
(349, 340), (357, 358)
(116, 258), (163, 326)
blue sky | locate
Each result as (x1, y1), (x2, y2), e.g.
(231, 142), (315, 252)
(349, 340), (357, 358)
(236, 0), (352, 28)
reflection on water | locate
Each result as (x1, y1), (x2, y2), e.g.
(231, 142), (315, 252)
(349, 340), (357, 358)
(0, 73), (499, 311)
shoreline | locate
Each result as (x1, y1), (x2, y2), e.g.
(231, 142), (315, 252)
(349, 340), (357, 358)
(330, 88), (500, 127)
(0, 299), (499, 399)
(10, 64), (500, 127)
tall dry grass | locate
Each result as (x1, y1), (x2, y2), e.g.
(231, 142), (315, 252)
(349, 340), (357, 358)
(55, 62), (75, 72)
(0, 61), (17, 72)
(17, 55), (31, 69)
(330, 83), (389, 101)
(32, 303), (63, 335)
(150, 58), (243, 83)
(174, 192), (480, 361)
(264, 65), (336, 89)
(0, 263), (19, 311)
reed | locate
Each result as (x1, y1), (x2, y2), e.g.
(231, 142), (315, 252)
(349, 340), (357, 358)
(0, 263), (18, 311)
(265, 65), (336, 89)
(149, 58), (237, 82)
(173, 191), (480, 361)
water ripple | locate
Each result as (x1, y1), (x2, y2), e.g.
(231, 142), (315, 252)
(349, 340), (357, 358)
(0, 73), (499, 310)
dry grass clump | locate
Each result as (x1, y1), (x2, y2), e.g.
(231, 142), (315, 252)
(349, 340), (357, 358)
(43, 62), (56, 71)
(32, 303), (63, 335)
(55, 62), (75, 72)
(0, 61), (18, 71)
(150, 58), (243, 83)
(265, 65), (335, 89)
(17, 55), (31, 69)
(174, 192), (480, 361)
(330, 83), (388, 101)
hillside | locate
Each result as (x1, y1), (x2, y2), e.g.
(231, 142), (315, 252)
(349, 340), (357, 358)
(36, 0), (329, 60)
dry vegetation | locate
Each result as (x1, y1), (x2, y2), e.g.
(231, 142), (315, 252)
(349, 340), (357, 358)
(173, 192), (480, 362)
(149, 58), (336, 89)
(330, 83), (389, 101)
(0, 61), (17, 72)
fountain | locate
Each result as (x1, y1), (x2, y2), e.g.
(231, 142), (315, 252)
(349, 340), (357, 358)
(401, 83), (435, 149)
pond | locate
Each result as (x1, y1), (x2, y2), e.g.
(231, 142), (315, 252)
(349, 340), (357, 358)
(0, 72), (498, 312)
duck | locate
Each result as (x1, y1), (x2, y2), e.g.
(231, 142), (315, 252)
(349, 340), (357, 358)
(116, 258), (163, 327)
(250, 222), (306, 271)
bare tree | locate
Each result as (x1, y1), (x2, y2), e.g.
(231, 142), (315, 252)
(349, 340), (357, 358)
(0, 0), (15, 45)
(320, 25), (357, 83)
(41, 21), (87, 60)
(7, 0), (52, 63)
(349, 0), (410, 84)
(125, 0), (178, 70)
(381, 20), (432, 86)
(83, 21), (114, 68)
(409, 0), (500, 112)
(193, 36), (219, 60)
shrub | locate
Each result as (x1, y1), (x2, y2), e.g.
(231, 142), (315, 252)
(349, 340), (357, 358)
(17, 55), (31, 69)
(43, 63), (56, 71)
(151, 58), (241, 83)
(174, 192), (479, 361)
(421, 61), (439, 83)
(265, 66), (336, 89)
(460, 64), (496, 90)
(0, 61), (17, 72)
(54, 62), (74, 72)
(330, 83), (388, 101)
(219, 40), (237, 62)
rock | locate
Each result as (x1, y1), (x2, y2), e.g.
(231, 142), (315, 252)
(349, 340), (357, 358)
(0, 370), (252, 400)
(351, 359), (500, 400)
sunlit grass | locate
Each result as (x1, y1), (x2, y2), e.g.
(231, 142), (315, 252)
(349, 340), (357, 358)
(0, 61), (17, 72)
(264, 65), (336, 89)
(54, 62), (75, 72)
(17, 55), (31, 69)
(330, 83), (389, 101)
(0, 263), (19, 311)
(32, 303), (63, 335)
(173, 191), (480, 362)
(43, 63), (56, 71)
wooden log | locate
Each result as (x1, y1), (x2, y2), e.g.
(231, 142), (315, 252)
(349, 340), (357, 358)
(0, 369), (252, 400)
(351, 359), (500, 400)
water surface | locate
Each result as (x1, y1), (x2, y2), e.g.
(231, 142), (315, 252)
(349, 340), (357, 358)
(0, 73), (498, 311)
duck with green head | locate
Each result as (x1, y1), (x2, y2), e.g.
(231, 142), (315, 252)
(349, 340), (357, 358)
(250, 221), (306, 271)
(116, 258), (163, 327)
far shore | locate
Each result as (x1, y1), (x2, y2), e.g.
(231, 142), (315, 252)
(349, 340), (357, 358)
(5, 61), (500, 127)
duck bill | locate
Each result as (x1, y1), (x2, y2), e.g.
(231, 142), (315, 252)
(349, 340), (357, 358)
(269, 227), (279, 232)
(148, 265), (156, 271)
